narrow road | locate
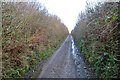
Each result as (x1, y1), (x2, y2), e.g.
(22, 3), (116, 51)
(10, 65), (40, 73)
(38, 35), (90, 78)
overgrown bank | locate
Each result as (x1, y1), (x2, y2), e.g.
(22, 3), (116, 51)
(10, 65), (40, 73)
(2, 2), (69, 78)
(71, 2), (119, 78)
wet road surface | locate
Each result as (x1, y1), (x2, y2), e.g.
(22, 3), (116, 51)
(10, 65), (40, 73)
(38, 35), (90, 78)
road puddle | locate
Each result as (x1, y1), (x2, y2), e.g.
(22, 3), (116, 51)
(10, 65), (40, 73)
(71, 35), (90, 78)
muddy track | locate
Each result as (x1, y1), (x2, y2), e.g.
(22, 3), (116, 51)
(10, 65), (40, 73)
(38, 35), (90, 78)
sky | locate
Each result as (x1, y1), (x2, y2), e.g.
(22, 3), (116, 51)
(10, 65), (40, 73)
(38, 0), (98, 33)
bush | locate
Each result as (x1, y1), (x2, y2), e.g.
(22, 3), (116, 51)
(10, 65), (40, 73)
(2, 2), (69, 78)
(72, 2), (119, 78)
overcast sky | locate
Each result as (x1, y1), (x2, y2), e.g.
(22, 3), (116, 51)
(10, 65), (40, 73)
(38, 0), (99, 33)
